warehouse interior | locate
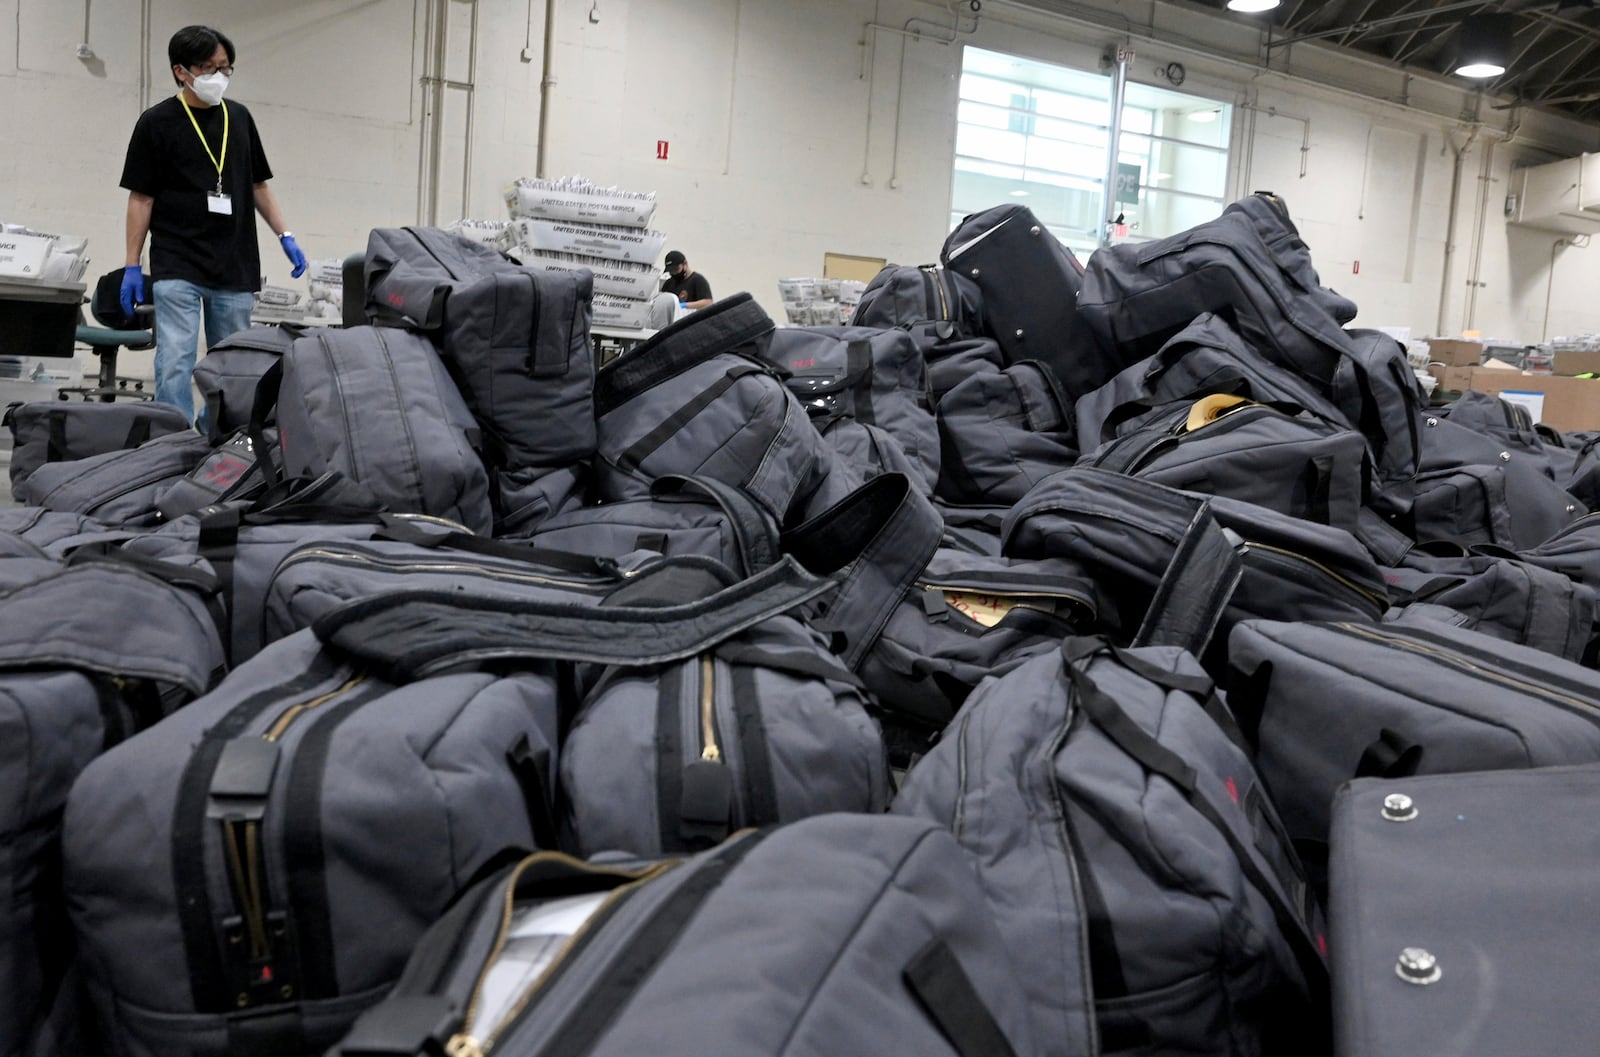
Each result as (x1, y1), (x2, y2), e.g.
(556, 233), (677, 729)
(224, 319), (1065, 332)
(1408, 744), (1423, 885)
(6, 2), (1600, 1056)
(4, 0), (1600, 355)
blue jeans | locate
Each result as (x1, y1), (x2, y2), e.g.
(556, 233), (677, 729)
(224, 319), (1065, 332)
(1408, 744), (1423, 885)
(153, 279), (254, 423)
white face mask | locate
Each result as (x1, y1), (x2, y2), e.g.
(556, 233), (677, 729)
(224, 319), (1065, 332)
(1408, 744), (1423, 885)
(187, 71), (229, 106)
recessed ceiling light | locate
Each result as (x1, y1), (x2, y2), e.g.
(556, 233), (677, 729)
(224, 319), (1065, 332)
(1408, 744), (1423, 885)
(1226, 0), (1280, 12)
(1188, 109), (1220, 123)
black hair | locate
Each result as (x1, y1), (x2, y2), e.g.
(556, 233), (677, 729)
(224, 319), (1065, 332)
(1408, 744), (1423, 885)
(169, 25), (235, 86)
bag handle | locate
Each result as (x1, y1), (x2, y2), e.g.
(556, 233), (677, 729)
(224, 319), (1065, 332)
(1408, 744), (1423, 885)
(249, 358), (284, 486)
(1131, 501), (1244, 659)
(782, 472), (944, 670)
(311, 556), (834, 681)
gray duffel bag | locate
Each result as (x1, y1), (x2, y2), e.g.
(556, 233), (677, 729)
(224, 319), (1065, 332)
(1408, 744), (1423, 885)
(4, 399), (193, 489)
(894, 629), (1330, 1057)
(14, 430), (213, 527)
(258, 325), (494, 535)
(331, 813), (1041, 1057)
(191, 325), (298, 442)
(0, 561), (224, 1057)
(364, 225), (596, 473)
(593, 293), (851, 524)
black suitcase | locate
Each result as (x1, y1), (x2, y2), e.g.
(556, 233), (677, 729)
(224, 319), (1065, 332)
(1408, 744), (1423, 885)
(1329, 765), (1600, 1057)
(939, 204), (1100, 396)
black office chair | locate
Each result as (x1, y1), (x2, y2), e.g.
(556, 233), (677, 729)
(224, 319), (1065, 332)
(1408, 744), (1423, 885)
(58, 269), (155, 401)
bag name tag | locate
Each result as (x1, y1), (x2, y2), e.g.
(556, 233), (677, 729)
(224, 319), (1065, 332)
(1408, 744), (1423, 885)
(207, 192), (233, 216)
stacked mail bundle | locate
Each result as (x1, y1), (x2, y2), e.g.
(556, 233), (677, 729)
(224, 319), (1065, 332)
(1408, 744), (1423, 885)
(444, 218), (509, 247)
(504, 176), (667, 331)
(252, 283), (306, 324)
(303, 258), (345, 322)
(777, 277), (867, 326)
(0, 224), (90, 282)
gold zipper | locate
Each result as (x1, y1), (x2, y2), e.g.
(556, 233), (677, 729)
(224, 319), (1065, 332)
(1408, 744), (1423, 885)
(1242, 542), (1388, 610)
(224, 673), (367, 965)
(1335, 623), (1600, 716)
(699, 654), (721, 762)
(445, 854), (674, 1057)
(930, 266), (951, 320)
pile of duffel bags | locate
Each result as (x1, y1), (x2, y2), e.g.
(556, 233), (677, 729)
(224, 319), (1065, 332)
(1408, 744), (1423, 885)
(4, 194), (1599, 1057)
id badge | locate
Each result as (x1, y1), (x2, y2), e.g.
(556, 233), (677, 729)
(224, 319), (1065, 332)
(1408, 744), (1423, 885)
(207, 192), (233, 216)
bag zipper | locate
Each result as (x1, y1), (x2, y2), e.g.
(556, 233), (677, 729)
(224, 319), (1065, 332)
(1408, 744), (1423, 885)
(221, 672), (367, 971)
(927, 265), (951, 321)
(1241, 542), (1388, 612)
(1328, 622), (1600, 722)
(273, 546), (617, 591)
(36, 443), (200, 508)
(445, 855), (674, 1057)
(917, 578), (1096, 626)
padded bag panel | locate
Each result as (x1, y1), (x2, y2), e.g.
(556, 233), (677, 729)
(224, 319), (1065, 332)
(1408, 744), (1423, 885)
(1329, 767), (1600, 1057)
(940, 204), (1098, 396)
(4, 401), (193, 489)
(273, 326), (493, 535)
(1410, 463), (1582, 549)
(487, 464), (587, 540)
(850, 261), (984, 334)
(936, 360), (1078, 508)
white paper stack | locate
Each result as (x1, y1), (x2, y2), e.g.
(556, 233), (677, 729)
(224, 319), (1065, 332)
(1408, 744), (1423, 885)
(445, 218), (510, 247)
(504, 176), (666, 328)
(302, 258), (344, 321)
(0, 225), (89, 282)
(778, 277), (865, 326)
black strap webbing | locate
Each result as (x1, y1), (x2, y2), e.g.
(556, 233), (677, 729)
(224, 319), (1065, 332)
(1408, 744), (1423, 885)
(713, 642), (867, 689)
(47, 409), (69, 463)
(903, 939), (1020, 1057)
(1355, 728), (1424, 780)
(124, 415), (155, 451)
(506, 733), (561, 851)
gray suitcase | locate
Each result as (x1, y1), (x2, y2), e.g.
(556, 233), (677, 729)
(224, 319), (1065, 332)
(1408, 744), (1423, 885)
(331, 814), (1041, 1057)
(1329, 766), (1600, 1057)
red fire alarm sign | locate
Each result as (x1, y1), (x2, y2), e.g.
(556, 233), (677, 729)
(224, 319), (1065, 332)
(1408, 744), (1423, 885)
(656, 140), (669, 160)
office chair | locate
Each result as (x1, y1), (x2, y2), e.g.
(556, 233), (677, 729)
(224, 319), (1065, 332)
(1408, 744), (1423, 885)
(58, 269), (156, 401)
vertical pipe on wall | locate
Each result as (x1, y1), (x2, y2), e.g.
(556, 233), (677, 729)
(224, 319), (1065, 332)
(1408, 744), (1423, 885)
(535, 0), (557, 178)
(723, 0), (742, 177)
(461, 0), (480, 217)
(1100, 47), (1130, 247)
(427, 0), (449, 224)
(1437, 125), (1477, 335)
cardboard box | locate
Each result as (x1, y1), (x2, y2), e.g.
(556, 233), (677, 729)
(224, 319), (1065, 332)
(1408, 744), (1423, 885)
(1459, 369), (1600, 431)
(1424, 338), (1485, 367)
(1554, 349), (1600, 377)
(1428, 363), (1477, 393)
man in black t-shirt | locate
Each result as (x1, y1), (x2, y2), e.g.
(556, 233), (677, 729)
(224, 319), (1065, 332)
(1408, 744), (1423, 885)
(660, 250), (713, 310)
(120, 25), (306, 422)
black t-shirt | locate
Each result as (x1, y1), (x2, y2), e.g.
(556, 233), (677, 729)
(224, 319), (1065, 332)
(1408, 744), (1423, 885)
(661, 270), (712, 303)
(120, 96), (274, 291)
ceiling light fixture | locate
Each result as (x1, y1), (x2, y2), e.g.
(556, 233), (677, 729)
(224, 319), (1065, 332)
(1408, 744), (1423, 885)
(1188, 108), (1220, 123)
(1454, 13), (1514, 79)
(1226, 0), (1281, 13)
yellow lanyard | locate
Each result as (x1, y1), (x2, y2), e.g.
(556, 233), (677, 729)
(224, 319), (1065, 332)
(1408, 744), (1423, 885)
(179, 95), (229, 193)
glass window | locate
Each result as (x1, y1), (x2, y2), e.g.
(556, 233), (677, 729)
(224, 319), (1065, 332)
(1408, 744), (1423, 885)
(953, 46), (1233, 250)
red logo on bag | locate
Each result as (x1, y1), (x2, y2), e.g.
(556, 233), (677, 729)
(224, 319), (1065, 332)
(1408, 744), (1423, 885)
(790, 359), (814, 369)
(1225, 776), (1240, 804)
(386, 293), (406, 307)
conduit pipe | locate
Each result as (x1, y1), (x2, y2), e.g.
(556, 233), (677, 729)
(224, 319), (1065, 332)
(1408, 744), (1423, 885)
(1235, 103), (1311, 179)
(861, 1), (979, 187)
(1436, 124), (1480, 335)
(536, 0), (557, 178)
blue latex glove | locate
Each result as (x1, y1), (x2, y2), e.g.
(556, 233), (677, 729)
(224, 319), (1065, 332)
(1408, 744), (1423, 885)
(280, 234), (308, 279)
(119, 265), (145, 318)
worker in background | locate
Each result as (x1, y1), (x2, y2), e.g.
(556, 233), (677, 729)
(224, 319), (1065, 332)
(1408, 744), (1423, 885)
(119, 24), (307, 423)
(660, 250), (713, 310)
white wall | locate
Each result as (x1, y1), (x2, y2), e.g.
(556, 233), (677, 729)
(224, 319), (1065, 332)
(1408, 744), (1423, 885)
(5, 0), (1600, 359)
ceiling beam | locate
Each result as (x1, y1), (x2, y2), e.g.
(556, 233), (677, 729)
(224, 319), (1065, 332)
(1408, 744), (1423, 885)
(1266, 0), (1494, 48)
